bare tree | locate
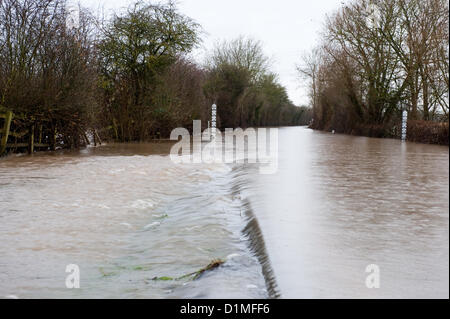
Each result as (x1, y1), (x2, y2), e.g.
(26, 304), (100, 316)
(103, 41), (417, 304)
(298, 0), (449, 138)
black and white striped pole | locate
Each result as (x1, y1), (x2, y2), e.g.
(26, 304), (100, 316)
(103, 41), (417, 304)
(402, 110), (408, 142)
(211, 104), (217, 140)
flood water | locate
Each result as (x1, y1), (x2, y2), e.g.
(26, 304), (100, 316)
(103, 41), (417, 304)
(0, 127), (448, 298)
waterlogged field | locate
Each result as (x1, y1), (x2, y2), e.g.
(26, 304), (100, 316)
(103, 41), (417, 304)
(0, 127), (448, 298)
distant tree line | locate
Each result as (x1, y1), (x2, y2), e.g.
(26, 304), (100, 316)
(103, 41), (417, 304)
(204, 37), (311, 129)
(0, 0), (310, 151)
(298, 0), (449, 141)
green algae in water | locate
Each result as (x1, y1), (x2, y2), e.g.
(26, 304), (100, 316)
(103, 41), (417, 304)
(132, 264), (153, 271)
(99, 267), (117, 277)
(152, 276), (174, 281)
(153, 213), (169, 220)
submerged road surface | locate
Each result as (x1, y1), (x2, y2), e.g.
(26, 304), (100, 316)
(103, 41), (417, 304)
(238, 127), (449, 298)
(0, 127), (448, 298)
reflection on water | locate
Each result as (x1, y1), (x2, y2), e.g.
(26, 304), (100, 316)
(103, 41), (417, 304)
(0, 128), (448, 299)
(239, 127), (449, 298)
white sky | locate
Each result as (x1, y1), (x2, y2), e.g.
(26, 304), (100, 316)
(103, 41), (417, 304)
(78, 0), (347, 106)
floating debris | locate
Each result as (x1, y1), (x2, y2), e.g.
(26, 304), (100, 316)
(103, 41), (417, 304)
(152, 259), (225, 282)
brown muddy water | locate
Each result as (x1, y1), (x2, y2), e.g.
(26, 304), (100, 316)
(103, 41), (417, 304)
(0, 127), (448, 298)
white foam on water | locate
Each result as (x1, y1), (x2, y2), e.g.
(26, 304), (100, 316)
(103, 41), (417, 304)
(144, 222), (161, 230)
(130, 199), (155, 209)
(0, 144), (269, 299)
(226, 253), (241, 260)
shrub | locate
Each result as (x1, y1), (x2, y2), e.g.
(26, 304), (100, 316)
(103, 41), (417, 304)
(407, 121), (449, 145)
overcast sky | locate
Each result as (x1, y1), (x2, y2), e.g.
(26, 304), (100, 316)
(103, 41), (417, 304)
(79, 0), (346, 106)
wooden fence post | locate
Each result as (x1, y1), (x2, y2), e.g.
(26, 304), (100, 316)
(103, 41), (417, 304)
(28, 125), (35, 154)
(94, 130), (102, 146)
(38, 125), (43, 144)
(50, 126), (57, 151)
(82, 130), (90, 146)
(112, 118), (119, 140)
(0, 111), (13, 155)
(92, 128), (97, 146)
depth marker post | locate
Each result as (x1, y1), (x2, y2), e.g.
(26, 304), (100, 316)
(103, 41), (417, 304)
(402, 110), (408, 142)
(211, 104), (217, 140)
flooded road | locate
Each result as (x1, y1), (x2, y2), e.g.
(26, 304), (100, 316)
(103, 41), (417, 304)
(237, 127), (449, 298)
(0, 144), (268, 299)
(0, 127), (448, 298)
